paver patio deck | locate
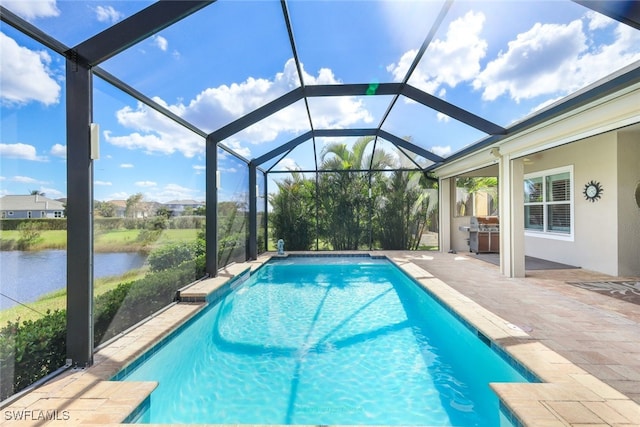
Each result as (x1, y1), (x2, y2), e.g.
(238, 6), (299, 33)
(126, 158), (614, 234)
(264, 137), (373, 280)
(1, 251), (638, 426)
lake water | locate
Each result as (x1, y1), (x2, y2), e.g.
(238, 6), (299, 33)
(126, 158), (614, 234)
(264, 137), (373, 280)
(0, 250), (147, 310)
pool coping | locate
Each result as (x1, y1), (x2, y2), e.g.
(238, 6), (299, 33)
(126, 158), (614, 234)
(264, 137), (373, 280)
(1, 252), (638, 426)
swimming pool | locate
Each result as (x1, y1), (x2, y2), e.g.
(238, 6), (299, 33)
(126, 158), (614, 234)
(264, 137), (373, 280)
(117, 255), (533, 425)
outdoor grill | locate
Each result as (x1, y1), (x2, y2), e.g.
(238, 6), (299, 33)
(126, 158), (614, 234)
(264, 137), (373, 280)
(467, 216), (500, 254)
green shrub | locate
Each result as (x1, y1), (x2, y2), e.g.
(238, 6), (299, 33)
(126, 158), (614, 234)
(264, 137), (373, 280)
(0, 310), (66, 401)
(93, 281), (135, 344)
(94, 255), (205, 345)
(147, 242), (196, 272)
(94, 217), (124, 231)
(16, 221), (43, 250)
(169, 216), (205, 229)
(0, 239), (17, 250)
(135, 228), (162, 245)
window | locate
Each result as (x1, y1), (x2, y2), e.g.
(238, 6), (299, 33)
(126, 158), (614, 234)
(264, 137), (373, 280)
(27, 211), (32, 218)
(524, 166), (573, 239)
(54, 211), (62, 218)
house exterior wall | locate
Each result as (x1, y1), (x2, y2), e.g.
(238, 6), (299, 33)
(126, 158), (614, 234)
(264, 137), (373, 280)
(523, 132), (619, 275)
(617, 129), (640, 276)
(2, 210), (62, 219)
(0, 195), (65, 219)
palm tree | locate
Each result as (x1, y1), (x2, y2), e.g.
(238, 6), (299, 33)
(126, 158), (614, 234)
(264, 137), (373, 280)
(320, 136), (394, 171)
(268, 172), (315, 250)
(318, 137), (394, 250)
(373, 150), (439, 249)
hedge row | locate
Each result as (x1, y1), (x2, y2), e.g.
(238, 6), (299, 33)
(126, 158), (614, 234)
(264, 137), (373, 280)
(0, 216), (206, 232)
(95, 216), (205, 231)
(0, 218), (67, 231)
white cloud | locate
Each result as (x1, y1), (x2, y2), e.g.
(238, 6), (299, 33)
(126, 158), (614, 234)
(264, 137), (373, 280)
(277, 158), (300, 171)
(0, 33), (61, 106)
(193, 165), (206, 171)
(39, 187), (63, 198)
(586, 10), (614, 31)
(104, 103), (205, 158)
(431, 145), (452, 158)
(473, 20), (586, 102)
(95, 181), (112, 186)
(95, 5), (123, 24)
(436, 112), (450, 123)
(153, 35), (168, 52)
(473, 17), (640, 103)
(107, 59), (370, 159)
(219, 167), (238, 173)
(220, 140), (251, 158)
(389, 11), (487, 94)
(50, 143), (66, 158)
(145, 184), (199, 203)
(120, 163), (134, 168)
(0, 143), (47, 161)
(0, 0), (59, 20)
(135, 181), (157, 188)
(10, 175), (45, 184)
(222, 60), (372, 147)
(106, 192), (129, 200)
(386, 9), (640, 115)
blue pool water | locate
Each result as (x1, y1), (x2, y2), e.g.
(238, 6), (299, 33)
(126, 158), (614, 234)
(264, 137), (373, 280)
(119, 256), (531, 425)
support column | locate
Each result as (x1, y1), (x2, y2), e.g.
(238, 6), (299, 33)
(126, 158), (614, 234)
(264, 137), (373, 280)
(263, 172), (269, 253)
(499, 154), (525, 277)
(248, 162), (257, 260)
(206, 136), (218, 276)
(439, 177), (452, 253)
(66, 58), (93, 367)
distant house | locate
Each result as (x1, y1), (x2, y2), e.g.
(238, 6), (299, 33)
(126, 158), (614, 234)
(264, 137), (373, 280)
(106, 200), (128, 218)
(107, 200), (159, 218)
(163, 199), (204, 216)
(0, 195), (65, 219)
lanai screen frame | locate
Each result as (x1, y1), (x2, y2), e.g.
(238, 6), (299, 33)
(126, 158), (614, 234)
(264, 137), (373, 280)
(1, 0), (639, 368)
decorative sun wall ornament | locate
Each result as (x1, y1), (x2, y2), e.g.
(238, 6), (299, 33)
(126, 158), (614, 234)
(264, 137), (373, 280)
(583, 180), (603, 202)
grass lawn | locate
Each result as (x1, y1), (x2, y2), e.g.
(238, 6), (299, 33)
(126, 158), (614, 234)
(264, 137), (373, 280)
(0, 268), (148, 325)
(1, 228), (199, 252)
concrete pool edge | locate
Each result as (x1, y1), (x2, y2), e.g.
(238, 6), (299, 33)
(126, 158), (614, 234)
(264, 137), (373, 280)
(1, 252), (638, 426)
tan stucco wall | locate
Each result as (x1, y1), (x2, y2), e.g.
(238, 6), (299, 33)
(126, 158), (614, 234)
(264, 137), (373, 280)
(524, 132), (619, 275)
(617, 129), (640, 276)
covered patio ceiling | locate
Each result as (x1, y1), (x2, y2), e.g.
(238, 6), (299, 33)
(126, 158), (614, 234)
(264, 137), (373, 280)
(2, 0), (640, 175)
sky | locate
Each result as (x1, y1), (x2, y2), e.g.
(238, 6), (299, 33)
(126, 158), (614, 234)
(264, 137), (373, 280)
(1, 0), (639, 204)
